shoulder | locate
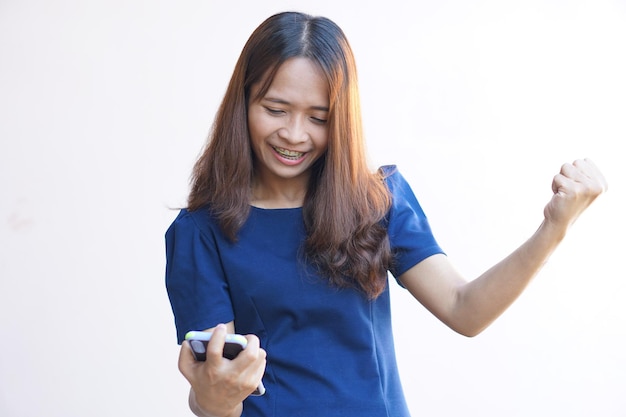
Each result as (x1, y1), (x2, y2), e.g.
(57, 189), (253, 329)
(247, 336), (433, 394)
(378, 165), (410, 190)
(377, 165), (418, 205)
(166, 207), (219, 240)
(378, 164), (399, 181)
(378, 164), (433, 233)
(378, 166), (445, 276)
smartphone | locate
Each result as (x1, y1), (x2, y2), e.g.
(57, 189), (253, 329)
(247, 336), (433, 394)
(184, 330), (266, 396)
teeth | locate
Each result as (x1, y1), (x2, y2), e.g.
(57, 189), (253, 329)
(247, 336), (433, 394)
(274, 147), (304, 159)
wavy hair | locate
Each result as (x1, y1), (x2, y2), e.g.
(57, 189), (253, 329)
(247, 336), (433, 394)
(188, 11), (392, 299)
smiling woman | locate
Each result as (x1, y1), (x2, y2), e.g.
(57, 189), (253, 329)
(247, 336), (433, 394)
(164, 10), (607, 417)
(0, 1), (621, 417)
(247, 57), (330, 205)
(184, 12), (393, 301)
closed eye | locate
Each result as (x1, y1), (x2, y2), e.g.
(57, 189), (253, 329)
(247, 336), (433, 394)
(264, 107), (285, 116)
(310, 117), (327, 125)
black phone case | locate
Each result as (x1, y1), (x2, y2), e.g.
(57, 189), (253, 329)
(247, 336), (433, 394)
(188, 339), (245, 361)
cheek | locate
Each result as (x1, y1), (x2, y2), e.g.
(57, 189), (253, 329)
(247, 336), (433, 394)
(315, 129), (330, 151)
(247, 109), (259, 135)
(248, 111), (274, 139)
(247, 114), (265, 146)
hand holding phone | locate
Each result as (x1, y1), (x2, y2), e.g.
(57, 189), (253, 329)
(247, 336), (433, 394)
(184, 330), (266, 396)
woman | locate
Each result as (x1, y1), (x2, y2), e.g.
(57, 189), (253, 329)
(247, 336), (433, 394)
(165, 11), (607, 417)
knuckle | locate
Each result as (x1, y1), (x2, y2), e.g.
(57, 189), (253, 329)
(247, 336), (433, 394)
(240, 346), (258, 361)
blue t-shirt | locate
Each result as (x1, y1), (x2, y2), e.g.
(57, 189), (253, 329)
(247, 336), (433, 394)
(165, 166), (444, 417)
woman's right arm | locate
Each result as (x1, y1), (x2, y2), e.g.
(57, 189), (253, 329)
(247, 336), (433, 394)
(178, 322), (267, 417)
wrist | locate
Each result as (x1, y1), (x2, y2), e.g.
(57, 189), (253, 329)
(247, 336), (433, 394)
(537, 218), (567, 245)
(189, 388), (242, 417)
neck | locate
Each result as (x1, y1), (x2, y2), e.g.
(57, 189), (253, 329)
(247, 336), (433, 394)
(251, 174), (309, 209)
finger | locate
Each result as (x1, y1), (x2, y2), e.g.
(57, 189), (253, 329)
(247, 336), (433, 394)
(240, 335), (267, 393)
(556, 161), (594, 196)
(178, 340), (197, 378)
(574, 158), (609, 191)
(559, 161), (586, 183)
(249, 353), (267, 395)
(573, 157), (598, 173)
(245, 335), (267, 374)
(205, 323), (228, 363)
(242, 334), (267, 361)
(243, 333), (260, 350)
(179, 340), (194, 364)
(561, 159), (608, 199)
(552, 172), (569, 196)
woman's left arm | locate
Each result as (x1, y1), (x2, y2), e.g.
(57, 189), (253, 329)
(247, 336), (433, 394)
(399, 158), (608, 337)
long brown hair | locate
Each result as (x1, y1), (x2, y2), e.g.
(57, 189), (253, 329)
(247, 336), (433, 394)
(188, 12), (392, 298)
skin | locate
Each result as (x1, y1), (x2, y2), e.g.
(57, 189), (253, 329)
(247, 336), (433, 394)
(247, 57), (330, 209)
(177, 57), (609, 417)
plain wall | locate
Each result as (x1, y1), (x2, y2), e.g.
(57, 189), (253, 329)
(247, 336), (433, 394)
(1, 1), (624, 416)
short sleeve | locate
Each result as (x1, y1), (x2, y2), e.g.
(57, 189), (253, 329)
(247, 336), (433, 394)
(382, 166), (445, 279)
(165, 209), (235, 344)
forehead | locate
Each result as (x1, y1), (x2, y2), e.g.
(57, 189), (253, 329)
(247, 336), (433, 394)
(254, 57), (329, 106)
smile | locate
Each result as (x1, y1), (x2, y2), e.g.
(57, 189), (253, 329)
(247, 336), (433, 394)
(273, 146), (305, 160)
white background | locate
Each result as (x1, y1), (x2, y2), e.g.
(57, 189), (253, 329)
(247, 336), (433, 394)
(1, 1), (624, 416)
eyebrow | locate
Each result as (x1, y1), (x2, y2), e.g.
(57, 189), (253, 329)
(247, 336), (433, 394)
(263, 97), (329, 112)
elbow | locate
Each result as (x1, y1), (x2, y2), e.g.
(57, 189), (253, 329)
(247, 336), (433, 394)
(455, 327), (483, 338)
(445, 302), (496, 338)
(447, 320), (491, 338)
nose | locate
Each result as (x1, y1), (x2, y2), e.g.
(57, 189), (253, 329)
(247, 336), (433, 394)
(278, 115), (308, 144)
